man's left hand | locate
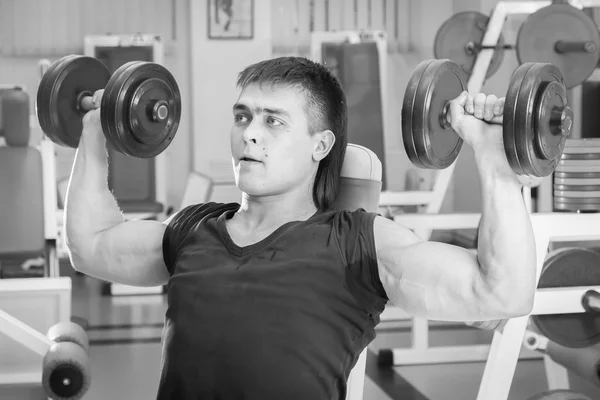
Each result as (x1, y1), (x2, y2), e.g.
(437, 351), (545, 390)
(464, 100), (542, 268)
(448, 91), (505, 154)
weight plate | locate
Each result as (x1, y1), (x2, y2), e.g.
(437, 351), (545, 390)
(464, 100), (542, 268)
(503, 63), (570, 177)
(402, 59), (435, 169)
(36, 56), (74, 147)
(433, 11), (505, 79)
(554, 196), (600, 203)
(554, 203), (600, 211)
(101, 61), (181, 158)
(102, 62), (140, 156)
(554, 190), (600, 198)
(556, 164), (600, 173)
(555, 171), (600, 179)
(36, 55), (110, 148)
(563, 146), (600, 154)
(565, 138), (600, 148)
(554, 184), (600, 191)
(401, 59), (465, 169)
(559, 159), (600, 167)
(531, 248), (600, 348)
(526, 389), (593, 400)
(560, 152), (600, 160)
(554, 197), (600, 211)
(554, 178), (600, 186)
(516, 3), (600, 89)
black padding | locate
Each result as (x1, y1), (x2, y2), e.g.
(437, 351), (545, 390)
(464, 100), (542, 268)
(1, 89), (30, 147)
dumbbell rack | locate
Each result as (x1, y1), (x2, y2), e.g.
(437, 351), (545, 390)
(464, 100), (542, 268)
(375, 0), (600, 375)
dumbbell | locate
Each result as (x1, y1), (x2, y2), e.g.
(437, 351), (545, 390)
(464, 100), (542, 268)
(36, 54), (181, 158)
(401, 59), (573, 178)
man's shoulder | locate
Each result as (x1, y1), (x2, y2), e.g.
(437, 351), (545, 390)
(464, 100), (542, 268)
(164, 201), (239, 226)
(321, 207), (378, 225)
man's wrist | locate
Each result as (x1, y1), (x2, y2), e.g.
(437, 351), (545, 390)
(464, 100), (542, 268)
(473, 144), (521, 185)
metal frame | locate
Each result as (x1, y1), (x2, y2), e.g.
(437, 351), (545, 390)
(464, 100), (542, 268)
(40, 138), (60, 277)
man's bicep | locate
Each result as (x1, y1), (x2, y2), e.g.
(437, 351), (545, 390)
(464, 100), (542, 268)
(373, 216), (497, 321)
(91, 220), (170, 287)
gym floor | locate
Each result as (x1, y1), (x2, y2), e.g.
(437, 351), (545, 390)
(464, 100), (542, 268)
(62, 259), (600, 400)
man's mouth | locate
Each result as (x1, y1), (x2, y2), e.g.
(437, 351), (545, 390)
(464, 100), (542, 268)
(241, 157), (260, 163)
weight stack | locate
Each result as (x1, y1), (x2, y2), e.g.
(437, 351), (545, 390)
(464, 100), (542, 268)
(554, 138), (600, 212)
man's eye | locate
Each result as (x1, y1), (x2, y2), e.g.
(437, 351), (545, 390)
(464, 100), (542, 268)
(267, 116), (282, 126)
(235, 114), (249, 123)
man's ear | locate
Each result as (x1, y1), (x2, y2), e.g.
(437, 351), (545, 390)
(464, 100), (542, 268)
(313, 130), (336, 161)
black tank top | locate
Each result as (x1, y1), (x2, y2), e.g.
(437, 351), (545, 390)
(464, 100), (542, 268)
(158, 202), (388, 400)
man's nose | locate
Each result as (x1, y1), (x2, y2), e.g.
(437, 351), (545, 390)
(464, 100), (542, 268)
(242, 120), (262, 144)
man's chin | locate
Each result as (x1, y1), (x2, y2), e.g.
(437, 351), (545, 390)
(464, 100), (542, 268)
(236, 181), (268, 197)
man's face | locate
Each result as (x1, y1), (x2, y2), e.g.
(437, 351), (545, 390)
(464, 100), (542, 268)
(230, 83), (330, 199)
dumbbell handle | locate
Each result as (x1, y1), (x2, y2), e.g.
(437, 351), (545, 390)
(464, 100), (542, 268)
(555, 40), (596, 54)
(75, 90), (170, 122)
(441, 101), (503, 129)
(582, 290), (600, 313)
(442, 101), (573, 139)
(77, 92), (96, 111)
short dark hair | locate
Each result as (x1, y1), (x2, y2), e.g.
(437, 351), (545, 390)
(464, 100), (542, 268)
(236, 56), (347, 211)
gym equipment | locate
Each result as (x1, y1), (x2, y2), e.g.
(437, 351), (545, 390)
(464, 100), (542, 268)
(475, 212), (600, 400)
(0, 279), (88, 399)
(1, 88), (30, 147)
(434, 4), (600, 89)
(376, 4), (600, 397)
(526, 389), (593, 400)
(36, 54), (181, 158)
(530, 248), (600, 349)
(545, 336), (600, 389)
(42, 341), (90, 400)
(47, 321), (90, 353)
(402, 59), (573, 177)
(517, 3), (600, 89)
(42, 321), (91, 400)
(554, 139), (600, 211)
(434, 11), (507, 79)
(524, 329), (600, 395)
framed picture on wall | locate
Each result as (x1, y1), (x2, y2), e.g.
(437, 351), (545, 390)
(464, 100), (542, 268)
(208, 0), (254, 40)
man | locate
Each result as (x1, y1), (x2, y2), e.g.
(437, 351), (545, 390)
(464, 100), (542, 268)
(65, 56), (536, 399)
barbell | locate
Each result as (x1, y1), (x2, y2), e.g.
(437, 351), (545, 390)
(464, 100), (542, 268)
(435, 3), (600, 89)
(402, 59), (573, 178)
(36, 54), (181, 158)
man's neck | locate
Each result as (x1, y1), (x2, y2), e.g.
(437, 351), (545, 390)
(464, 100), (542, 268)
(235, 192), (318, 232)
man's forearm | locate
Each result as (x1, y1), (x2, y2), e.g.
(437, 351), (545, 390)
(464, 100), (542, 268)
(474, 146), (537, 308)
(64, 129), (125, 267)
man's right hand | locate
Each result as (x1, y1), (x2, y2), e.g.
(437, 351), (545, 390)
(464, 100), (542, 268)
(81, 89), (104, 138)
